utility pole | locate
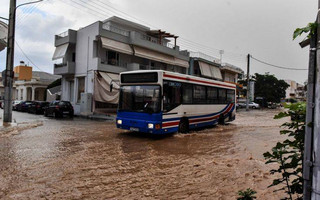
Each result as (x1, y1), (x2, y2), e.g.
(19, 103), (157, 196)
(3, 0), (16, 123)
(246, 54), (250, 111)
(310, 4), (320, 199)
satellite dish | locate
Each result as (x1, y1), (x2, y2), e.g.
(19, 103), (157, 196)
(0, 21), (8, 52)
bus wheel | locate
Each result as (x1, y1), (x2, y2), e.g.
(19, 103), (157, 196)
(218, 114), (225, 125)
(179, 118), (189, 133)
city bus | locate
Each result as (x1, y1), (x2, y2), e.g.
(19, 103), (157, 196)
(116, 70), (236, 134)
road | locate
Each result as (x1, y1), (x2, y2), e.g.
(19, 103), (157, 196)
(0, 109), (289, 199)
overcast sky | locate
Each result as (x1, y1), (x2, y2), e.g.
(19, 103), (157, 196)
(0, 0), (317, 83)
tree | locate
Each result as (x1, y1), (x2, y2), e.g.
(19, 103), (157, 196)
(253, 73), (289, 103)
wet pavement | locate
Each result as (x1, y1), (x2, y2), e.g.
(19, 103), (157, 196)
(0, 109), (289, 199)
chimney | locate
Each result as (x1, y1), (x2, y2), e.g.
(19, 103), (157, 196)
(20, 61), (25, 66)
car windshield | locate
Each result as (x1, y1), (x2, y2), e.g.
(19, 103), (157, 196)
(119, 85), (161, 113)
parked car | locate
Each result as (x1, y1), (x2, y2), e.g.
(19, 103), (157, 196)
(28, 101), (49, 114)
(44, 101), (74, 118)
(16, 101), (33, 112)
(248, 102), (260, 109)
(12, 100), (22, 110)
(236, 102), (246, 109)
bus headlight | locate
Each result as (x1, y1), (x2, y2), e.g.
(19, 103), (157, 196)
(117, 120), (122, 125)
(148, 123), (154, 129)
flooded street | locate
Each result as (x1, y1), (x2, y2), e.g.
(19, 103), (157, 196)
(0, 109), (288, 199)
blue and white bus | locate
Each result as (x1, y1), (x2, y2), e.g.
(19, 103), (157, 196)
(116, 70), (236, 134)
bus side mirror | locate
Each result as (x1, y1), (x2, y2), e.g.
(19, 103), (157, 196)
(110, 84), (113, 92)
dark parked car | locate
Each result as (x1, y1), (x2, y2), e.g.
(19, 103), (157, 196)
(16, 101), (33, 112)
(28, 101), (49, 114)
(44, 101), (74, 118)
(12, 100), (23, 110)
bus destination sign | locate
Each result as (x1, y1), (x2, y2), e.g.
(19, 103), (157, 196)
(121, 72), (158, 83)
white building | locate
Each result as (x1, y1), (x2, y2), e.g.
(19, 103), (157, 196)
(53, 16), (190, 115)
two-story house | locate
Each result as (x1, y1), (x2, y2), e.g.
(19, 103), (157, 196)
(53, 16), (190, 115)
(189, 52), (243, 84)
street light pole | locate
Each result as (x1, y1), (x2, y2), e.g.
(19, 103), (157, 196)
(3, 0), (16, 123)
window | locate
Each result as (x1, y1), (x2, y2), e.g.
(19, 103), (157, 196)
(163, 81), (181, 112)
(207, 87), (218, 103)
(218, 88), (226, 104)
(182, 83), (192, 104)
(193, 85), (206, 104)
(227, 89), (235, 103)
(119, 85), (160, 113)
(107, 50), (119, 66)
(77, 77), (85, 103)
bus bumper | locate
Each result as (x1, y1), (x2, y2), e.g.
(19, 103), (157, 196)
(116, 117), (163, 134)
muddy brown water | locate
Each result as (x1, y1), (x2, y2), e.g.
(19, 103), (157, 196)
(0, 109), (291, 199)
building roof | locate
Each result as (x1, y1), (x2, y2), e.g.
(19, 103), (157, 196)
(221, 63), (244, 74)
(32, 71), (61, 82)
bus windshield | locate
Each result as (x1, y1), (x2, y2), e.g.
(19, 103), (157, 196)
(119, 85), (161, 113)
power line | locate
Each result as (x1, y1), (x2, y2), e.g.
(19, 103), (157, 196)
(250, 55), (308, 71)
(15, 40), (45, 72)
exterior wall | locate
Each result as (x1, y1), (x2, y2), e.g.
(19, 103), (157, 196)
(285, 80), (298, 99)
(14, 65), (32, 81)
(75, 22), (100, 75)
(223, 71), (237, 83)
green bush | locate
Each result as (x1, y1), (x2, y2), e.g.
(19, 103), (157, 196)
(263, 103), (306, 200)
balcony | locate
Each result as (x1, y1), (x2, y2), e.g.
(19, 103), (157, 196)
(54, 62), (75, 75)
(98, 58), (127, 74)
(129, 31), (183, 58)
(55, 29), (77, 47)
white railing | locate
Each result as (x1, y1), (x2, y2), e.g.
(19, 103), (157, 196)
(102, 24), (130, 37)
(57, 31), (68, 38)
(140, 33), (177, 49)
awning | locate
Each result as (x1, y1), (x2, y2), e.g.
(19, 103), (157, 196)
(198, 61), (213, 78)
(134, 46), (176, 66)
(174, 58), (189, 68)
(94, 71), (120, 104)
(52, 43), (69, 60)
(198, 61), (222, 80)
(101, 37), (133, 55)
(210, 65), (222, 80)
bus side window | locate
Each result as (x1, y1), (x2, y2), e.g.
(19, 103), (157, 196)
(193, 85), (206, 104)
(207, 87), (218, 104)
(182, 84), (192, 104)
(227, 89), (235, 103)
(163, 81), (181, 112)
(218, 89), (227, 104)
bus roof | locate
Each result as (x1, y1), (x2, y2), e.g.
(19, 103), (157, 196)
(120, 70), (236, 89)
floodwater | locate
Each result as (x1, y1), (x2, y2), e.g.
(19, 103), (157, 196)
(0, 109), (289, 199)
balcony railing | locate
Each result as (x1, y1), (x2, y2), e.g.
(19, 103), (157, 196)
(57, 31), (68, 38)
(54, 63), (67, 68)
(101, 59), (128, 68)
(102, 24), (130, 37)
(140, 33), (176, 49)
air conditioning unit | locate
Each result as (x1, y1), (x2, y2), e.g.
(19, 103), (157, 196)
(80, 93), (92, 116)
